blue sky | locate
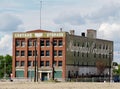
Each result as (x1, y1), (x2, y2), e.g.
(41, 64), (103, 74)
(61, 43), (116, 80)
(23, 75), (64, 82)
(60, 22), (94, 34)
(0, 0), (120, 63)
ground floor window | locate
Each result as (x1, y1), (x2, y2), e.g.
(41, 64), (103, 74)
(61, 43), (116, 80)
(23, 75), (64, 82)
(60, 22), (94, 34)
(15, 70), (24, 77)
(28, 70), (34, 78)
(54, 71), (62, 78)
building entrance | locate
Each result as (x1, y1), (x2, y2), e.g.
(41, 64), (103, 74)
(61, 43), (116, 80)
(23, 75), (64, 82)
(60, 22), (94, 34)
(41, 73), (48, 81)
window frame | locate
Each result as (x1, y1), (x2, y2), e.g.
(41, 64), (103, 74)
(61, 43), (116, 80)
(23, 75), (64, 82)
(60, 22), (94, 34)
(58, 61), (62, 66)
(58, 40), (63, 46)
(21, 61), (24, 66)
(46, 50), (50, 56)
(28, 40), (32, 47)
(16, 40), (20, 47)
(46, 61), (49, 66)
(16, 51), (19, 56)
(41, 50), (44, 56)
(28, 50), (32, 56)
(46, 40), (50, 46)
(21, 51), (25, 56)
(58, 50), (62, 56)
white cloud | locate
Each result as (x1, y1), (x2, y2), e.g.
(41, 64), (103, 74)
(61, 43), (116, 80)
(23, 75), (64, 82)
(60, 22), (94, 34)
(88, 3), (120, 23)
(0, 34), (12, 55)
(54, 3), (120, 26)
(0, 13), (23, 32)
(97, 23), (120, 63)
(0, 0), (120, 63)
(98, 23), (120, 41)
(54, 13), (86, 25)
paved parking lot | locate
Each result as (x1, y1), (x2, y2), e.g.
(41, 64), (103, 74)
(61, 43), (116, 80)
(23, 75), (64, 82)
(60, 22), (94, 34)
(0, 82), (120, 89)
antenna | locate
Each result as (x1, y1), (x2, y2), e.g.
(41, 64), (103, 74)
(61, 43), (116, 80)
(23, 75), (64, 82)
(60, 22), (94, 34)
(40, 1), (42, 29)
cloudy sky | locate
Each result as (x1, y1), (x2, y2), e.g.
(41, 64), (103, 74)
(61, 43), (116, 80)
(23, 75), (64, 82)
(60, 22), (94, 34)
(0, 0), (120, 63)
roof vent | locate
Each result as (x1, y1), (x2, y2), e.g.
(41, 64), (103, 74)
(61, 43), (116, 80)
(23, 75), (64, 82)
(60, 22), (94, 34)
(70, 30), (75, 35)
(81, 32), (85, 37)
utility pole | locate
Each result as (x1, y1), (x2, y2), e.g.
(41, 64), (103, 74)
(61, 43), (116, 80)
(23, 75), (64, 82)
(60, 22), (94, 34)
(34, 40), (37, 82)
(52, 41), (54, 80)
(109, 52), (112, 82)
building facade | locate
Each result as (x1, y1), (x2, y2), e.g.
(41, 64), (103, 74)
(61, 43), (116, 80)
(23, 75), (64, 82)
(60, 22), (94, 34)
(12, 29), (113, 81)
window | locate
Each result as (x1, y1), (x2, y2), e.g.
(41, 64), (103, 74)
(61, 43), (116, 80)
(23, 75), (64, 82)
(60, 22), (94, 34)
(54, 50), (57, 56)
(58, 61), (62, 66)
(106, 54), (108, 59)
(99, 54), (101, 58)
(33, 61), (37, 66)
(76, 71), (78, 77)
(40, 40), (44, 46)
(41, 51), (44, 56)
(40, 61), (44, 66)
(82, 53), (84, 57)
(28, 61), (32, 66)
(74, 51), (76, 56)
(86, 42), (89, 47)
(16, 51), (19, 56)
(99, 44), (101, 49)
(68, 71), (71, 78)
(106, 45), (108, 50)
(53, 40), (57, 46)
(74, 42), (76, 46)
(94, 43), (96, 48)
(77, 52), (79, 56)
(16, 61), (19, 66)
(94, 53), (96, 58)
(58, 50), (62, 56)
(82, 43), (84, 47)
(103, 54), (105, 58)
(33, 41), (37, 46)
(21, 61), (24, 66)
(33, 51), (37, 56)
(21, 41), (25, 47)
(77, 43), (80, 47)
(46, 61), (49, 66)
(58, 40), (63, 46)
(46, 50), (50, 56)
(77, 62), (79, 66)
(21, 51), (25, 56)
(54, 61), (57, 66)
(16, 40), (20, 46)
(74, 61), (76, 66)
(28, 51), (32, 56)
(103, 45), (105, 49)
(87, 53), (89, 57)
(28, 40), (32, 46)
(46, 40), (50, 46)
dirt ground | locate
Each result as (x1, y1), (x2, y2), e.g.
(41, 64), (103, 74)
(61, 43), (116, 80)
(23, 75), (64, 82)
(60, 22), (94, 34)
(0, 82), (120, 89)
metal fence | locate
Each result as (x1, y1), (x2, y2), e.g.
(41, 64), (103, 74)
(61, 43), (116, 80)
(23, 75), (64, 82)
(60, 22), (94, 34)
(0, 76), (117, 82)
(66, 77), (112, 82)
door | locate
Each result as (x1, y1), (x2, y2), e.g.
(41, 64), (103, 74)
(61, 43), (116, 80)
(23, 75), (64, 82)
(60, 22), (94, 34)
(42, 73), (48, 81)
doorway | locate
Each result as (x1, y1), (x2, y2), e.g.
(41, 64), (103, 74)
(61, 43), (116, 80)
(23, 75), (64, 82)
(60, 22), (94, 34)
(41, 73), (48, 81)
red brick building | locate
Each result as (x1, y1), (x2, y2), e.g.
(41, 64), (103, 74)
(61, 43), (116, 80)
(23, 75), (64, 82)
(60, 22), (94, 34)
(12, 29), (66, 81)
(12, 29), (113, 81)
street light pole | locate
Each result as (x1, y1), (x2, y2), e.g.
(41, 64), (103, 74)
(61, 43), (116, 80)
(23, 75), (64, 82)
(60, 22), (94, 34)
(51, 41), (54, 80)
(34, 40), (37, 82)
(109, 52), (112, 82)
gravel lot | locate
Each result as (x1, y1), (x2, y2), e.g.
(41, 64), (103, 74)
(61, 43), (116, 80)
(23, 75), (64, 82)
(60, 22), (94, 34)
(0, 82), (120, 89)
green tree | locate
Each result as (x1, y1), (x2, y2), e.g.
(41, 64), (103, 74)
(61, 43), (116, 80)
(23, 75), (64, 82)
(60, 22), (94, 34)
(113, 62), (118, 66)
(0, 55), (12, 78)
(113, 62), (120, 75)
